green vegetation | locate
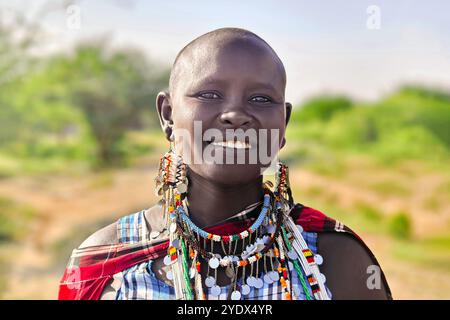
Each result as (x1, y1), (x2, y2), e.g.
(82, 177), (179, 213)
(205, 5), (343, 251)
(285, 86), (450, 167)
(0, 25), (169, 175)
(387, 211), (412, 239)
(0, 197), (38, 242)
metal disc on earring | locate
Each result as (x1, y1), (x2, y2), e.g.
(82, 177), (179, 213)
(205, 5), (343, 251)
(269, 271), (280, 282)
(166, 270), (173, 281)
(208, 257), (220, 269)
(262, 235), (270, 244)
(231, 290), (241, 300)
(205, 276), (215, 288)
(155, 186), (163, 196)
(287, 250), (298, 260)
(254, 277), (264, 289)
(177, 183), (187, 193)
(320, 273), (327, 283)
(263, 273), (273, 284)
(241, 284), (251, 295)
(163, 255), (172, 266)
(210, 285), (221, 297)
(189, 268), (196, 279)
(169, 222), (177, 233)
(296, 224), (304, 233)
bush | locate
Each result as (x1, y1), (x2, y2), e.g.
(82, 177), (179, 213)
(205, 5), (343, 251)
(291, 96), (353, 123)
(388, 211), (412, 239)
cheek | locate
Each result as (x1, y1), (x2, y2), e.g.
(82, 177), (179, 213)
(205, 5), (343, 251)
(257, 108), (286, 143)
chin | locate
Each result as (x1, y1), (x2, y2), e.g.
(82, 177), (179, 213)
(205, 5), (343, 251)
(190, 163), (264, 186)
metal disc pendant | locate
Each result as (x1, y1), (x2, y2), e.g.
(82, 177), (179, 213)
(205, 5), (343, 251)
(296, 224), (304, 233)
(169, 222), (177, 233)
(293, 285), (301, 297)
(288, 261), (294, 270)
(254, 277), (264, 289)
(172, 239), (180, 249)
(320, 273), (327, 283)
(210, 285), (221, 297)
(189, 268), (196, 279)
(315, 254), (323, 265)
(208, 257), (220, 269)
(246, 276), (255, 287)
(163, 255), (172, 266)
(166, 270), (173, 281)
(266, 225), (276, 234)
(287, 250), (298, 260)
(205, 276), (215, 288)
(225, 266), (235, 278)
(231, 290), (241, 300)
(241, 284), (251, 295)
(263, 273), (273, 284)
(269, 271), (279, 282)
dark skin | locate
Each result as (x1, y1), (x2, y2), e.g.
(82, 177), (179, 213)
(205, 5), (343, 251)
(80, 30), (390, 299)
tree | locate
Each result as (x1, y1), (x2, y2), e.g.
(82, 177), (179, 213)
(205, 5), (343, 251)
(49, 42), (169, 166)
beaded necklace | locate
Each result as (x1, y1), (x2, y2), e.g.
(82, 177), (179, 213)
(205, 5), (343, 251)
(155, 148), (330, 300)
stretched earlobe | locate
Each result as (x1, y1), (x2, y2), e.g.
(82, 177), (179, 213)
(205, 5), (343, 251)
(280, 102), (292, 149)
(156, 91), (174, 141)
(285, 102), (292, 127)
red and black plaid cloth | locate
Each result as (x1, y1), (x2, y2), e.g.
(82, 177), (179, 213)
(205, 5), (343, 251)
(58, 204), (392, 300)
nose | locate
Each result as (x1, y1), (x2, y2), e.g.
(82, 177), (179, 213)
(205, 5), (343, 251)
(219, 110), (252, 129)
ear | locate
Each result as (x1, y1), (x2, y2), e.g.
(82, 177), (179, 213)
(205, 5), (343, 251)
(280, 102), (292, 149)
(156, 91), (174, 141)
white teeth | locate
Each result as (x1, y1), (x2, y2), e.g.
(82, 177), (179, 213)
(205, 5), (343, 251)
(211, 140), (251, 149)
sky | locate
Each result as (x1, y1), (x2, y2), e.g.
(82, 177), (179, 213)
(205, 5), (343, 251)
(1, 0), (449, 104)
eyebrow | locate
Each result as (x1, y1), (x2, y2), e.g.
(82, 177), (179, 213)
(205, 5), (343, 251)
(190, 76), (280, 94)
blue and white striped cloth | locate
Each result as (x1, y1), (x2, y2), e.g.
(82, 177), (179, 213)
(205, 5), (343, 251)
(114, 210), (332, 300)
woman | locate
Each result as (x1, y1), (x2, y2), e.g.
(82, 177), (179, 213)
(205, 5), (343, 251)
(59, 28), (392, 300)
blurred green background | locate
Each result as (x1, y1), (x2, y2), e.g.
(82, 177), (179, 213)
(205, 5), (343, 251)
(0, 1), (449, 299)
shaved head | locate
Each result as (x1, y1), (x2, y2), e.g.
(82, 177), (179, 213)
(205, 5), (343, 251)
(169, 28), (286, 96)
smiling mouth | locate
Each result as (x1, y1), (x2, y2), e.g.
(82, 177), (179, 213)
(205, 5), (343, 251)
(210, 140), (252, 149)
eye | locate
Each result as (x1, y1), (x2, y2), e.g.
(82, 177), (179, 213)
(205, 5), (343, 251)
(250, 96), (272, 103)
(198, 92), (221, 100)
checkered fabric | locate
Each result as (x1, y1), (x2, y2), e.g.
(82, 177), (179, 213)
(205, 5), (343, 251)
(115, 210), (331, 300)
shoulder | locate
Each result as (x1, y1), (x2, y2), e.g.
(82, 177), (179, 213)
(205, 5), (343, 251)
(78, 203), (165, 248)
(317, 232), (391, 299)
(78, 221), (117, 248)
(291, 203), (391, 299)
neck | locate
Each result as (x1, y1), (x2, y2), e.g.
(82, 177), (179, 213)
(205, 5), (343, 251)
(186, 169), (264, 228)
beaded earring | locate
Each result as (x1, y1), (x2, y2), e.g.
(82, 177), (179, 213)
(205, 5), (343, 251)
(274, 161), (294, 208)
(154, 139), (330, 300)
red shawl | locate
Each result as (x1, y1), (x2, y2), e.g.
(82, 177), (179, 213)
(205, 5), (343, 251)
(58, 204), (392, 300)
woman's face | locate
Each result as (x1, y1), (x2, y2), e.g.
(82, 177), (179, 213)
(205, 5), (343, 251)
(161, 39), (291, 186)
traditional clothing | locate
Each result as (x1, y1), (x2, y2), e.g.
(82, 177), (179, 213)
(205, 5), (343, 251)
(58, 203), (392, 300)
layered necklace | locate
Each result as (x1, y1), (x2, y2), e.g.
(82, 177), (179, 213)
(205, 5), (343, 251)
(154, 147), (330, 300)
